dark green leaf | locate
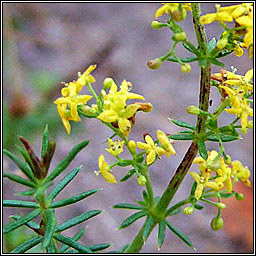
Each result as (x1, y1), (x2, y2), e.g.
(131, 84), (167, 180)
(113, 203), (144, 210)
(169, 118), (196, 130)
(47, 166), (81, 203)
(165, 220), (194, 249)
(42, 209), (56, 248)
(207, 37), (216, 52)
(190, 181), (197, 197)
(220, 192), (234, 199)
(166, 56), (198, 63)
(3, 208), (41, 234)
(158, 220), (166, 250)
(166, 207), (181, 216)
(120, 169), (136, 182)
(198, 58), (207, 68)
(206, 133), (240, 142)
(206, 118), (218, 130)
(117, 160), (133, 167)
(3, 172), (36, 188)
(216, 49), (233, 58)
(137, 200), (147, 207)
(3, 149), (36, 182)
(17, 145), (34, 171)
(119, 211), (147, 229)
(3, 199), (39, 208)
(10, 236), (43, 253)
(55, 210), (101, 232)
(46, 239), (57, 253)
(169, 134), (194, 140)
(11, 215), (40, 231)
(60, 227), (87, 253)
(53, 234), (92, 253)
(119, 243), (130, 253)
(50, 188), (101, 208)
(154, 196), (161, 204)
(15, 188), (37, 197)
(178, 131), (194, 134)
(219, 126), (240, 136)
(45, 140), (89, 182)
(198, 140), (208, 160)
(182, 42), (198, 55)
(210, 58), (225, 67)
(194, 204), (204, 210)
(143, 190), (148, 204)
(88, 243), (111, 252)
(142, 215), (155, 241)
(41, 125), (49, 159)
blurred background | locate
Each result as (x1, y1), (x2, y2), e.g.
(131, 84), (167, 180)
(3, 3), (253, 253)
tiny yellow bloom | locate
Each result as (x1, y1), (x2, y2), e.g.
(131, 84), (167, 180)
(56, 104), (72, 134)
(200, 12), (233, 24)
(98, 154), (117, 184)
(77, 64), (97, 90)
(137, 135), (165, 165)
(231, 160), (251, 187)
(156, 130), (176, 158)
(105, 138), (125, 156)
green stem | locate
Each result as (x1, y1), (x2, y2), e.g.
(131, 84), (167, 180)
(140, 165), (154, 208)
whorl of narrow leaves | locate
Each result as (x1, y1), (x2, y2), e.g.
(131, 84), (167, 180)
(118, 211), (148, 229)
(158, 220), (166, 250)
(3, 172), (36, 188)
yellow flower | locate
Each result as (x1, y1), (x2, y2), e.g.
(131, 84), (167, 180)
(77, 64), (97, 90)
(155, 3), (191, 19)
(193, 150), (219, 172)
(56, 104), (72, 135)
(98, 154), (117, 184)
(137, 135), (165, 165)
(190, 170), (221, 200)
(218, 3), (253, 19)
(105, 138), (125, 156)
(156, 130), (176, 158)
(231, 160), (251, 186)
(200, 12), (233, 24)
(216, 158), (233, 192)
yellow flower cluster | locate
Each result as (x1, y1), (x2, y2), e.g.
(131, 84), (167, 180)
(190, 151), (251, 200)
(214, 68), (253, 133)
(54, 65), (96, 134)
(137, 130), (176, 165)
(97, 79), (145, 136)
(200, 3), (253, 54)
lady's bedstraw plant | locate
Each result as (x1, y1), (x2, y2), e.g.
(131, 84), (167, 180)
(3, 3), (253, 253)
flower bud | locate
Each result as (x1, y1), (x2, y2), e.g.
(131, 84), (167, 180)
(137, 175), (147, 186)
(216, 203), (226, 209)
(211, 217), (224, 231)
(128, 140), (136, 154)
(151, 21), (164, 29)
(206, 160), (221, 171)
(216, 38), (228, 50)
(224, 155), (232, 165)
(186, 105), (201, 115)
(174, 32), (187, 41)
(147, 58), (162, 70)
(171, 8), (187, 22)
(81, 105), (97, 115)
(235, 193), (245, 201)
(103, 77), (114, 90)
(183, 206), (194, 215)
(248, 120), (253, 129)
(180, 63), (191, 73)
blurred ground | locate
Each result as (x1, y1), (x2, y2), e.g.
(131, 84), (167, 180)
(3, 3), (254, 253)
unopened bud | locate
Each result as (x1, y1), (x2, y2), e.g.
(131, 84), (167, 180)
(81, 105), (97, 115)
(248, 120), (253, 129)
(171, 8), (187, 22)
(151, 21), (164, 29)
(186, 105), (201, 115)
(216, 38), (228, 50)
(183, 206), (194, 215)
(137, 175), (147, 186)
(103, 77), (114, 90)
(216, 203), (226, 209)
(235, 193), (245, 201)
(147, 58), (162, 70)
(128, 140), (136, 154)
(211, 217), (224, 231)
(224, 155), (232, 165)
(206, 160), (221, 171)
(180, 63), (191, 73)
(174, 32), (187, 41)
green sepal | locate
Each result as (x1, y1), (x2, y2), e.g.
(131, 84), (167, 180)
(166, 207), (181, 216)
(87, 243), (111, 252)
(198, 58), (207, 68)
(182, 42), (199, 55)
(55, 210), (101, 232)
(117, 160), (133, 167)
(207, 37), (216, 52)
(165, 220), (195, 249)
(220, 192), (234, 199)
(3, 172), (36, 188)
(46, 239), (57, 253)
(3, 199), (40, 208)
(197, 140), (208, 160)
(166, 56), (198, 63)
(169, 134), (194, 140)
(158, 220), (166, 250)
(3, 208), (41, 234)
(142, 215), (155, 241)
(10, 236), (43, 253)
(53, 233), (93, 253)
(41, 125), (49, 160)
(49, 188), (101, 208)
(60, 227), (87, 253)
(3, 149), (36, 182)
(206, 133), (240, 142)
(42, 209), (56, 248)
(169, 118), (196, 130)
(113, 203), (144, 210)
(194, 204), (204, 210)
(47, 166), (81, 203)
(119, 169), (136, 182)
(45, 140), (89, 183)
(219, 126), (240, 136)
(118, 211), (147, 230)
(210, 58), (225, 67)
